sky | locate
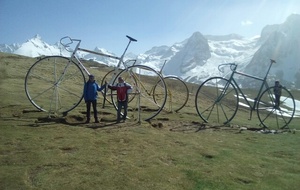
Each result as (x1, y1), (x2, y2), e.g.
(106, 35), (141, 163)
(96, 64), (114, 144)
(0, 0), (300, 55)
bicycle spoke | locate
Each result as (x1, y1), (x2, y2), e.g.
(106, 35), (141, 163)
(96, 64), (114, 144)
(28, 72), (55, 84)
(205, 103), (217, 122)
(57, 85), (83, 99)
(30, 85), (55, 101)
(218, 103), (231, 123)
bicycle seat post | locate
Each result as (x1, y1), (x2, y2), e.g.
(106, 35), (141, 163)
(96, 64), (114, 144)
(264, 59), (276, 80)
(110, 35), (137, 84)
(159, 60), (168, 74)
(116, 35), (137, 68)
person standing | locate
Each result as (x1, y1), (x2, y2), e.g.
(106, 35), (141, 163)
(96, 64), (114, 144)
(83, 74), (106, 123)
(273, 80), (282, 109)
(108, 77), (132, 123)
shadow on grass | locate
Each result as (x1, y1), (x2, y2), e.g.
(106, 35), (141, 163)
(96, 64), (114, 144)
(21, 109), (122, 129)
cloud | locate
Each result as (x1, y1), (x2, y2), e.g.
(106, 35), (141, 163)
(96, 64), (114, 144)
(241, 20), (253, 26)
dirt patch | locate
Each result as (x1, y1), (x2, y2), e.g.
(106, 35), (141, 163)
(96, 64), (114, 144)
(64, 115), (85, 124)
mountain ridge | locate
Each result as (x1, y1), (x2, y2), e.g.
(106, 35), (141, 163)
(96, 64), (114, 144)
(1, 14), (299, 88)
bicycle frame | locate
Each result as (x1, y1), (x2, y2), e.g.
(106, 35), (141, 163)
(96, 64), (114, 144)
(25, 35), (169, 121)
(60, 35), (137, 82)
(221, 59), (276, 119)
(195, 59), (295, 129)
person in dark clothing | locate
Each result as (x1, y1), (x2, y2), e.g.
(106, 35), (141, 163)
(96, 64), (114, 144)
(273, 80), (282, 109)
(83, 75), (106, 123)
(108, 77), (132, 123)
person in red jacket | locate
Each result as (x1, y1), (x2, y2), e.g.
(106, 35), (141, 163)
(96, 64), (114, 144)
(108, 77), (132, 123)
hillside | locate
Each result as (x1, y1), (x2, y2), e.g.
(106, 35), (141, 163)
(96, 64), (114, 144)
(1, 51), (298, 127)
(0, 52), (300, 189)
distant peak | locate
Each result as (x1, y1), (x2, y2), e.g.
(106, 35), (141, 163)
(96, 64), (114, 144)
(33, 34), (42, 39)
(186, 32), (206, 42)
(285, 13), (300, 24)
(204, 33), (244, 41)
(286, 13), (300, 20)
(191, 31), (204, 38)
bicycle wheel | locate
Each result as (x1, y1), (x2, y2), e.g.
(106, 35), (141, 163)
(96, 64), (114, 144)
(156, 76), (189, 112)
(25, 56), (86, 114)
(257, 86), (295, 129)
(111, 65), (167, 121)
(195, 77), (239, 124)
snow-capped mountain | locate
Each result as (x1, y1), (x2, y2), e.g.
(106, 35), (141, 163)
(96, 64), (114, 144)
(0, 43), (20, 53)
(1, 14), (299, 88)
(138, 32), (259, 84)
(14, 34), (61, 57)
(138, 14), (300, 88)
(0, 34), (72, 57)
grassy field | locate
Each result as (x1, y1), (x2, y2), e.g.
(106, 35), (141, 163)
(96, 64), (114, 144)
(0, 52), (300, 190)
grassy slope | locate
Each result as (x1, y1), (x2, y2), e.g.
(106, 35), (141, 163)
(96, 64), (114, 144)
(0, 52), (300, 190)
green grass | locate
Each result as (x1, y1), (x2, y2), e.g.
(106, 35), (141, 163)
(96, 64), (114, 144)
(0, 52), (300, 190)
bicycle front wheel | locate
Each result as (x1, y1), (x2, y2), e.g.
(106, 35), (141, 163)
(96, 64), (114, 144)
(257, 86), (295, 129)
(112, 65), (167, 121)
(195, 77), (239, 124)
(159, 76), (189, 112)
(25, 56), (86, 114)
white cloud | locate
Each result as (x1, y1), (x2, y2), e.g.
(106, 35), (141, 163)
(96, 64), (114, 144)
(241, 20), (253, 26)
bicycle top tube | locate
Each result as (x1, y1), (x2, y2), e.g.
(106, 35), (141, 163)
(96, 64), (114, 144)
(60, 36), (121, 60)
(60, 35), (138, 68)
(77, 48), (120, 60)
(237, 59), (276, 81)
(218, 59), (276, 82)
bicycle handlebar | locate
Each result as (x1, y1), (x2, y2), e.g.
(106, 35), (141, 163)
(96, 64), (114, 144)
(60, 36), (82, 52)
(270, 59), (276, 64)
(218, 63), (237, 73)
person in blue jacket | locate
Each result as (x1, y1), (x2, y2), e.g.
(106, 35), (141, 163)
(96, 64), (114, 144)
(83, 74), (106, 123)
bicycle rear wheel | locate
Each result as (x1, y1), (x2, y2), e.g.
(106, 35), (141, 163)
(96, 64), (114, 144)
(25, 56), (85, 114)
(195, 77), (239, 124)
(158, 76), (189, 112)
(257, 86), (295, 129)
(111, 65), (167, 121)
